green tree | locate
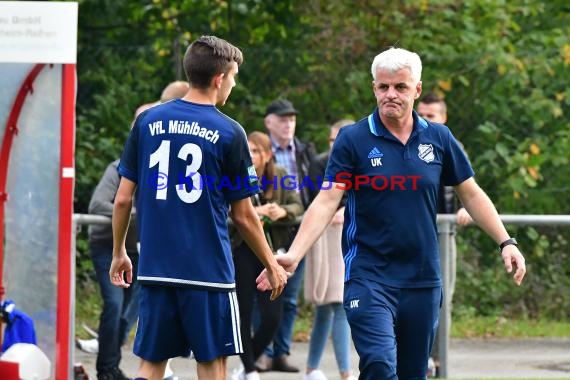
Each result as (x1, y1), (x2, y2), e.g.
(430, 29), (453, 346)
(74, 0), (570, 319)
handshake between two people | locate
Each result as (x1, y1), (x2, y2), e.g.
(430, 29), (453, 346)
(259, 243), (527, 296)
(259, 250), (298, 293)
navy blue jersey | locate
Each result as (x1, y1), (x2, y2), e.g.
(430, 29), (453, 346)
(325, 109), (473, 288)
(119, 99), (258, 291)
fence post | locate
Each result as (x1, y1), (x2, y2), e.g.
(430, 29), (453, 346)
(437, 217), (452, 378)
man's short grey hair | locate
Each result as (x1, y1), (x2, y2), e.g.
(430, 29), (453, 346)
(371, 47), (423, 84)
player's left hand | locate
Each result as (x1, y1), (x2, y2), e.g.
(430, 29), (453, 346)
(256, 252), (297, 291)
(501, 245), (526, 285)
(256, 269), (271, 292)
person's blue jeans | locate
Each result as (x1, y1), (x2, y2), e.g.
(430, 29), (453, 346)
(307, 302), (351, 373)
(90, 244), (140, 373)
(263, 257), (306, 357)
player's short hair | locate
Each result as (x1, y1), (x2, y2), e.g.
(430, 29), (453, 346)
(183, 35), (243, 89)
(371, 47), (422, 84)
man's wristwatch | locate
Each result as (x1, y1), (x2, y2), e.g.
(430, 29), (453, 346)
(499, 238), (518, 252)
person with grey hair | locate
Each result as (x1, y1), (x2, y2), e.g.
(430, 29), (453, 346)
(254, 98), (317, 373)
(258, 47), (526, 379)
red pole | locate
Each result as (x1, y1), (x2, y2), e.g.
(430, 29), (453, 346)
(55, 63), (76, 380)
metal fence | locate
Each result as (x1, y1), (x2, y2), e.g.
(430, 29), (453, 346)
(72, 213), (570, 377)
(435, 213), (570, 377)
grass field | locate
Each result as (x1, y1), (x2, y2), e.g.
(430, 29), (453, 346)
(75, 284), (570, 341)
(291, 302), (570, 342)
(452, 315), (570, 338)
(75, 282), (102, 338)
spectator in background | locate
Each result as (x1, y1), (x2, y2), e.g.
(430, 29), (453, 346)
(134, 80), (190, 117)
(416, 92), (471, 224)
(303, 119), (357, 380)
(231, 131), (304, 380)
(256, 99), (317, 373)
(88, 159), (140, 380)
(160, 80), (190, 103)
(417, 92), (472, 376)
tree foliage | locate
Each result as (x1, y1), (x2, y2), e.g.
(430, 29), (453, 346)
(75, 0), (570, 318)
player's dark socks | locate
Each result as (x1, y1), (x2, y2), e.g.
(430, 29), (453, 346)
(133, 378), (148, 380)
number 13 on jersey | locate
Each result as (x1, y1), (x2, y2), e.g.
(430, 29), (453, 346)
(149, 140), (203, 203)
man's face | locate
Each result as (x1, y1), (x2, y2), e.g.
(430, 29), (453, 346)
(417, 102), (447, 123)
(264, 114), (296, 145)
(216, 62), (238, 106)
(372, 68), (421, 121)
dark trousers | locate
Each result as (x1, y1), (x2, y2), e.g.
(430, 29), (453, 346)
(262, 257), (305, 357)
(234, 243), (283, 372)
(345, 278), (442, 380)
(90, 244), (140, 373)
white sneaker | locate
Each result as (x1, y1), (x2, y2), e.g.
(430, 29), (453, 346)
(231, 365), (245, 380)
(427, 357), (436, 377)
(163, 359), (178, 380)
(244, 371), (260, 380)
(344, 376), (358, 380)
(303, 369), (328, 380)
(75, 338), (98, 354)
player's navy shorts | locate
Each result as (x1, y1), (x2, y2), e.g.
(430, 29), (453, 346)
(133, 285), (242, 363)
(344, 277), (442, 380)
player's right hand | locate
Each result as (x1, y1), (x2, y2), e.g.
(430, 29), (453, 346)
(266, 264), (288, 300)
(109, 249), (133, 288)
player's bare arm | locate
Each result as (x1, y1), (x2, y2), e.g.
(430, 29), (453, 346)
(257, 182), (344, 291)
(455, 177), (526, 285)
(110, 177), (136, 288)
